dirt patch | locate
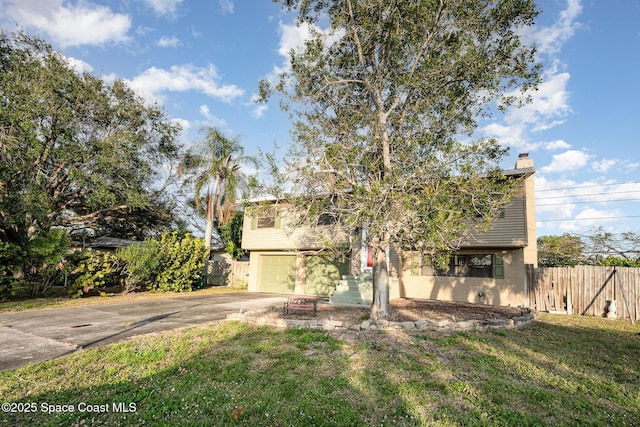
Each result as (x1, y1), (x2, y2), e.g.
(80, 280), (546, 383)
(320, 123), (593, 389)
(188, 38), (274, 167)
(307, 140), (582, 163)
(264, 298), (524, 323)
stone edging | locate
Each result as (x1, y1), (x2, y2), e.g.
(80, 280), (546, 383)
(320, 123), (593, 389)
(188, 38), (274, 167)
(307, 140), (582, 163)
(226, 307), (537, 333)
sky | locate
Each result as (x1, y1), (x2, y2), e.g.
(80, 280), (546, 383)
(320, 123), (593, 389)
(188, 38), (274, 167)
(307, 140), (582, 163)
(0, 0), (638, 238)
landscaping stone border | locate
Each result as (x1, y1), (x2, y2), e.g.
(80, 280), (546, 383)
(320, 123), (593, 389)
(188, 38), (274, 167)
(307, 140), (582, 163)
(226, 306), (537, 333)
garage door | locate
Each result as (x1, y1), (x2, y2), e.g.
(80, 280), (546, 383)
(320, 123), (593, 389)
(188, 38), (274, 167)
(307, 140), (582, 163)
(305, 256), (349, 296)
(257, 255), (297, 293)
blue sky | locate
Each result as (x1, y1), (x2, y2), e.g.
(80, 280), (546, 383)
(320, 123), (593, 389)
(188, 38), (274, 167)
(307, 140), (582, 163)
(1, 0), (638, 238)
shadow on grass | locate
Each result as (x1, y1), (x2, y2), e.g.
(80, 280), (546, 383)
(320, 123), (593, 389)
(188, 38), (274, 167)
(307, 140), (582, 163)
(1, 314), (639, 426)
(0, 322), (424, 426)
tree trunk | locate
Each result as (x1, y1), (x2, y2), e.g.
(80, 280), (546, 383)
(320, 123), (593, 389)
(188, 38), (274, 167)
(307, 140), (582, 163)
(371, 245), (391, 320)
(204, 193), (214, 249)
(205, 176), (224, 249)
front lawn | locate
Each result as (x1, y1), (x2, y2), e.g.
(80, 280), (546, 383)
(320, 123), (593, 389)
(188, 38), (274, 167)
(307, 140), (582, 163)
(1, 314), (638, 426)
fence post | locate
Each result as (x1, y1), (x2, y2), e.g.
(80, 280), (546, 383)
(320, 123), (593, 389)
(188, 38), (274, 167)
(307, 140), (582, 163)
(616, 268), (635, 325)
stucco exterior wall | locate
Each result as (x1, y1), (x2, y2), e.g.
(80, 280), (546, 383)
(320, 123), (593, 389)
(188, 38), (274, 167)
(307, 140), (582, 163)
(397, 249), (528, 307)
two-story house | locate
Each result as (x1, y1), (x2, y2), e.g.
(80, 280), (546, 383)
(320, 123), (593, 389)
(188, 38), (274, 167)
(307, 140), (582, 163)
(242, 154), (536, 308)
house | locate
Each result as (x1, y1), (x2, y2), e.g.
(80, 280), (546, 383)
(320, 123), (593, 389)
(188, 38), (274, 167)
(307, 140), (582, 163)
(242, 154), (536, 307)
(71, 236), (140, 252)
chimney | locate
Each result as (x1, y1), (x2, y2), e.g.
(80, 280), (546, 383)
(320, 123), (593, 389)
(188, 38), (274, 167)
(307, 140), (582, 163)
(515, 153), (534, 169)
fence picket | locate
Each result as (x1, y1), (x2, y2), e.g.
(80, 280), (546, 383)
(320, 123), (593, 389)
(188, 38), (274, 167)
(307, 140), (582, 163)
(527, 266), (640, 321)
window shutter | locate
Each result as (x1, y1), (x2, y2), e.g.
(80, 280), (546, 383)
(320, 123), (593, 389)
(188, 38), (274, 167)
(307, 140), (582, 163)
(493, 254), (504, 279)
(410, 253), (420, 276)
(274, 211), (281, 229)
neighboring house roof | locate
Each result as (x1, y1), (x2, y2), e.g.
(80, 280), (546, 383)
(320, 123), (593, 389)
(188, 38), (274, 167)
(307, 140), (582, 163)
(75, 236), (140, 250)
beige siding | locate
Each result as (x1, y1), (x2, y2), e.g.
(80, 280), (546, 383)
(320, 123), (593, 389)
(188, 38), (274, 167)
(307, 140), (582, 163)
(398, 249), (528, 307)
(242, 207), (350, 251)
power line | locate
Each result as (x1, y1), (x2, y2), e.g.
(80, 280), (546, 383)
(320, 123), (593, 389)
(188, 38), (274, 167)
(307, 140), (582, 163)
(537, 190), (640, 200)
(535, 180), (640, 193)
(538, 215), (640, 222)
(537, 198), (640, 207)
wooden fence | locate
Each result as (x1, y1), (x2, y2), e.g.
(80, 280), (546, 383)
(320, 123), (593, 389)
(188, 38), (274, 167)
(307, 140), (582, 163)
(527, 265), (640, 321)
(205, 259), (249, 288)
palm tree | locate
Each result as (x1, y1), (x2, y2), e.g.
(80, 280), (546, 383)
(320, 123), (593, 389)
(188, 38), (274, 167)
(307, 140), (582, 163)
(181, 126), (257, 248)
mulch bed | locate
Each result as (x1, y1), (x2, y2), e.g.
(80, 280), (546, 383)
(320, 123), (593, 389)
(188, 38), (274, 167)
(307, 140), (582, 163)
(269, 298), (524, 323)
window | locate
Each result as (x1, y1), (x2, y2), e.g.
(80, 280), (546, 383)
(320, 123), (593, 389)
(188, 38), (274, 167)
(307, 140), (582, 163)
(317, 212), (338, 226)
(411, 253), (504, 279)
(256, 207), (278, 229)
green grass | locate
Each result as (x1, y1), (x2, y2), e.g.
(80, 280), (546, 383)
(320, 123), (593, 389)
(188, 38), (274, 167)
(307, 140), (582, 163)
(1, 314), (639, 426)
(0, 286), (244, 313)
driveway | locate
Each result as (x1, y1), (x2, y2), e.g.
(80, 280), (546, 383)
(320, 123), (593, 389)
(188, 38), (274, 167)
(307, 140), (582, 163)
(0, 292), (289, 371)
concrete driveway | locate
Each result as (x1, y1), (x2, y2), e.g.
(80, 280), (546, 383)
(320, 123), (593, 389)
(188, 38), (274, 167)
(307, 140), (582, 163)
(0, 292), (289, 371)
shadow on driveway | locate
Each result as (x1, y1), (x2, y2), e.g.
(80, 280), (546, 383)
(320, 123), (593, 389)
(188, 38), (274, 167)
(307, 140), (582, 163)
(0, 292), (289, 371)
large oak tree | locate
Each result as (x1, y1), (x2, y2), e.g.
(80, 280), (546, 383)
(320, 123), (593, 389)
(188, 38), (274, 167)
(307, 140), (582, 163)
(0, 31), (182, 247)
(260, 0), (542, 319)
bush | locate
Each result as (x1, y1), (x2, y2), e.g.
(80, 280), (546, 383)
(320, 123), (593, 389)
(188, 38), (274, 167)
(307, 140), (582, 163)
(117, 240), (162, 293)
(23, 229), (71, 297)
(67, 232), (207, 297)
(152, 232), (208, 292)
(69, 251), (125, 298)
(0, 242), (24, 300)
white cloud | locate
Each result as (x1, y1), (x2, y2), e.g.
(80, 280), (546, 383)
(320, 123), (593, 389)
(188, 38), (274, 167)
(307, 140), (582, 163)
(172, 117), (191, 132)
(0, 0), (131, 48)
(2, 0), (131, 47)
(479, 122), (543, 151)
(218, 0), (234, 15)
(591, 158), (617, 173)
(142, 0), (183, 17)
(252, 105), (268, 119)
(156, 35), (180, 48)
(482, 65), (572, 152)
(526, 0), (583, 55)
(505, 67), (572, 128)
(265, 20), (344, 85)
(65, 55), (93, 74)
(541, 150), (592, 174)
(535, 176), (640, 234)
(199, 104), (228, 127)
(623, 161), (640, 172)
(127, 64), (244, 104)
(544, 140), (571, 151)
(573, 207), (620, 227)
(246, 94), (268, 118)
(278, 21), (314, 58)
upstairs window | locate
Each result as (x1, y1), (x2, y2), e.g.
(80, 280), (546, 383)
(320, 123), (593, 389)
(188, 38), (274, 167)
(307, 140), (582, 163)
(253, 207), (279, 229)
(317, 212), (339, 226)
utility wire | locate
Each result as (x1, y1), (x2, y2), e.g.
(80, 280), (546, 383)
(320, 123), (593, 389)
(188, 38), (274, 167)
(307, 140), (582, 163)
(537, 190), (640, 200)
(536, 181), (640, 192)
(535, 180), (640, 193)
(538, 215), (640, 222)
(537, 198), (640, 207)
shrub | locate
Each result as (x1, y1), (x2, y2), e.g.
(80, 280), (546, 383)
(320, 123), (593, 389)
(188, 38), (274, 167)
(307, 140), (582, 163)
(151, 232), (207, 293)
(69, 251), (125, 298)
(23, 229), (72, 297)
(0, 242), (24, 300)
(116, 240), (162, 293)
(67, 232), (207, 297)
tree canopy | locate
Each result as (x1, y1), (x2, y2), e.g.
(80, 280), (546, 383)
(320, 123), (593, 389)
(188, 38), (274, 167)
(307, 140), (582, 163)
(0, 31), (182, 245)
(538, 228), (640, 267)
(259, 0), (541, 319)
(180, 126), (257, 248)
(537, 234), (586, 267)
